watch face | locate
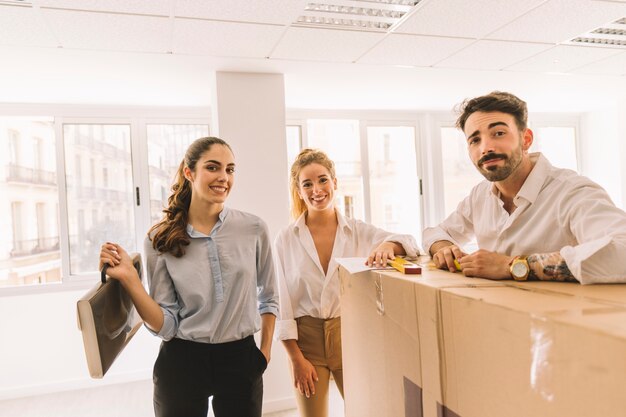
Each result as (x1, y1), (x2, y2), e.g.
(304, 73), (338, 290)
(512, 261), (528, 277)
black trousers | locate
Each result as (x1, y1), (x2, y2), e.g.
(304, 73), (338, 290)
(153, 335), (267, 417)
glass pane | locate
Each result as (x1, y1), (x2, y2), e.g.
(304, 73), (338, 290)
(286, 125), (302, 168)
(531, 127), (577, 172)
(367, 126), (421, 243)
(146, 125), (209, 225)
(0, 117), (61, 288)
(307, 119), (364, 220)
(64, 124), (135, 275)
(441, 127), (483, 217)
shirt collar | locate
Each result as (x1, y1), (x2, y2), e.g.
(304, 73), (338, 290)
(515, 152), (549, 205)
(488, 153), (548, 205)
(293, 208), (353, 233)
(186, 206), (229, 238)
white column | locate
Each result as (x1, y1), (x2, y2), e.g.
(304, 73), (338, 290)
(210, 71), (290, 236)
(210, 71), (295, 413)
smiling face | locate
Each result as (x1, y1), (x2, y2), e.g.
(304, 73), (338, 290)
(297, 162), (337, 213)
(184, 144), (235, 207)
(464, 111), (533, 182)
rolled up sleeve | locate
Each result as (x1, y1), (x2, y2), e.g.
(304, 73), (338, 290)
(256, 220), (279, 317)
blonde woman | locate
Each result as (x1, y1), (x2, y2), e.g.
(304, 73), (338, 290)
(274, 148), (419, 416)
(99, 137), (278, 417)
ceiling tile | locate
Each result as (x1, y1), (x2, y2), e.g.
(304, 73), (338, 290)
(435, 40), (553, 70)
(486, 0), (626, 43)
(358, 33), (473, 67)
(0, 5), (58, 47)
(175, 0), (306, 25)
(573, 51), (626, 75)
(271, 27), (384, 63)
(505, 45), (623, 72)
(173, 19), (285, 57)
(38, 0), (173, 16)
(396, 0), (545, 38)
(41, 9), (170, 52)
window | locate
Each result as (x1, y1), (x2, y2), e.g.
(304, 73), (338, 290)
(286, 115), (423, 243)
(366, 126), (421, 241)
(435, 119), (579, 223)
(1, 117), (60, 288)
(146, 124), (209, 224)
(286, 125), (302, 167)
(0, 110), (210, 291)
(440, 127), (483, 218)
(63, 124), (135, 275)
(307, 119), (365, 220)
(530, 126), (578, 171)
(8, 129), (19, 164)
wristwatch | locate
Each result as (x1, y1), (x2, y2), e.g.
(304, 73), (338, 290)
(509, 255), (530, 281)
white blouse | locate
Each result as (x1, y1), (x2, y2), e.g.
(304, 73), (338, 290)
(274, 209), (419, 340)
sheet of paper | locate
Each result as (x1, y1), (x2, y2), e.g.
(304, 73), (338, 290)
(335, 257), (393, 274)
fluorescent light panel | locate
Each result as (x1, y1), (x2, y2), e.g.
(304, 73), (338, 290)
(568, 17), (626, 49)
(295, 0), (421, 31)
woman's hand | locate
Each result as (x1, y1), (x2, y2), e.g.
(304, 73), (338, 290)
(366, 241), (399, 267)
(291, 355), (319, 398)
(99, 242), (139, 285)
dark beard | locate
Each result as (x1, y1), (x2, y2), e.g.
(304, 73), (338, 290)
(476, 151), (522, 182)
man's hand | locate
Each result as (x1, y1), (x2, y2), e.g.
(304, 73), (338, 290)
(431, 241), (466, 272)
(458, 249), (514, 279)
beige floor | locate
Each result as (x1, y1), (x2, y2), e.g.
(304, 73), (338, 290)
(0, 379), (344, 417)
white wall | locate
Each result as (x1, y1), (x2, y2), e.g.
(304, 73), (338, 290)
(0, 289), (159, 399)
(0, 289), (295, 412)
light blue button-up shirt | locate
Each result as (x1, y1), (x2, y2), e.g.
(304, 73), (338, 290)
(144, 207), (279, 343)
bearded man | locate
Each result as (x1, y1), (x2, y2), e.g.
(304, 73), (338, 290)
(423, 91), (626, 284)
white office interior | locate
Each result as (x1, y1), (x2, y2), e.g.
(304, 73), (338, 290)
(1, 1), (626, 416)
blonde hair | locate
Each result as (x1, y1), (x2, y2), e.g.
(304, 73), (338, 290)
(289, 148), (336, 220)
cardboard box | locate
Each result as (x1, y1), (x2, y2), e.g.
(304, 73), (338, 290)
(438, 285), (626, 417)
(508, 280), (626, 306)
(340, 266), (500, 417)
(412, 268), (504, 417)
(340, 268), (422, 417)
(341, 265), (626, 417)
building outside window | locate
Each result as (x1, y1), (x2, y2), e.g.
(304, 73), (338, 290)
(1, 117), (60, 288)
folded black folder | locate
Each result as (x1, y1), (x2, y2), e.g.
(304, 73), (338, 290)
(77, 253), (143, 378)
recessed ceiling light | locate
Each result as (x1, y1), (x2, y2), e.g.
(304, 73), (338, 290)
(295, 0), (422, 32)
(0, 0), (32, 6)
(567, 17), (626, 49)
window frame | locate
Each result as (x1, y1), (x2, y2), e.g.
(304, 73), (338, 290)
(0, 104), (210, 296)
(426, 111), (582, 226)
(286, 109), (424, 230)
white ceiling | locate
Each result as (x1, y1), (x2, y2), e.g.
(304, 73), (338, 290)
(1, 0), (625, 112)
(1, 0), (624, 75)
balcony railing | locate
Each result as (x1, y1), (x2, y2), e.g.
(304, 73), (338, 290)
(71, 186), (130, 201)
(6, 164), (57, 186)
(72, 135), (131, 161)
(10, 236), (60, 258)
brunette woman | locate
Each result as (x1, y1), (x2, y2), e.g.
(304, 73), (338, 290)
(99, 137), (278, 417)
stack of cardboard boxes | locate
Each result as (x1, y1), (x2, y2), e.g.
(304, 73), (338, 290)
(339, 265), (626, 417)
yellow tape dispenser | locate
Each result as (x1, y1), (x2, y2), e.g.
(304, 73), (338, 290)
(387, 257), (421, 275)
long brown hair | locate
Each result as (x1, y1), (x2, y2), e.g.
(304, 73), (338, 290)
(148, 137), (232, 257)
(289, 148), (336, 220)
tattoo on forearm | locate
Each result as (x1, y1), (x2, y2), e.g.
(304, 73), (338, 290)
(527, 253), (577, 282)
